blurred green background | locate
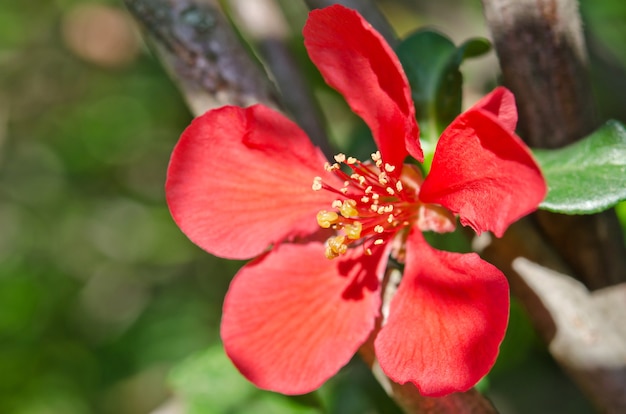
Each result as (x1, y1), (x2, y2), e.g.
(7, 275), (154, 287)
(1, 0), (624, 413)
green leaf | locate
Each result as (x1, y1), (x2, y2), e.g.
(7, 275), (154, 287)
(169, 345), (322, 414)
(535, 120), (626, 214)
(395, 30), (490, 148)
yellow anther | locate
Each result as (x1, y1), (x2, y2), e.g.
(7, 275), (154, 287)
(371, 193), (379, 200)
(386, 187), (395, 195)
(374, 239), (384, 245)
(325, 245), (340, 259)
(374, 225), (384, 233)
(340, 199), (358, 218)
(358, 176), (366, 185)
(379, 172), (389, 185)
(332, 200), (343, 209)
(312, 176), (323, 191)
(327, 235), (348, 257)
(387, 214), (395, 223)
(361, 196), (370, 203)
(344, 221), (363, 239)
(377, 206), (386, 214)
(371, 151), (381, 162)
(396, 181), (403, 192)
(334, 153), (346, 163)
(370, 204), (379, 212)
(364, 248), (372, 256)
(384, 205), (394, 212)
(365, 186), (373, 194)
(340, 187), (349, 195)
(347, 157), (357, 164)
(316, 210), (339, 228)
(384, 163), (396, 172)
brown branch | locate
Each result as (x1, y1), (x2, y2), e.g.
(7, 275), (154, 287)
(123, 0), (279, 116)
(481, 0), (626, 289)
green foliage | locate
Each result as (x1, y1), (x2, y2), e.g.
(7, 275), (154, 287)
(535, 120), (626, 214)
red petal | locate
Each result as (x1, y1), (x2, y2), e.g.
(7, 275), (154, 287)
(303, 5), (422, 168)
(166, 105), (339, 260)
(471, 86), (517, 132)
(375, 229), (509, 396)
(419, 109), (546, 237)
(221, 242), (388, 394)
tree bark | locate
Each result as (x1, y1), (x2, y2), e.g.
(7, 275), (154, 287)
(123, 0), (279, 116)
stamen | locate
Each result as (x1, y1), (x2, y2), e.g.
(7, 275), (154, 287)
(379, 172), (388, 185)
(326, 235), (348, 259)
(312, 176), (323, 191)
(340, 199), (358, 218)
(344, 221), (363, 239)
(317, 210), (339, 228)
(314, 153), (423, 259)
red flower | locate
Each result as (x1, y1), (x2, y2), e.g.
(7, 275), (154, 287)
(166, 5), (546, 397)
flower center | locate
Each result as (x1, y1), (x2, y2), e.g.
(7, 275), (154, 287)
(312, 152), (455, 259)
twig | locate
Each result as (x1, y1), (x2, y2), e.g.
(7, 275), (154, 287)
(123, 0), (279, 116)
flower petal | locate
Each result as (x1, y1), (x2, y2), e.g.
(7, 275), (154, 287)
(471, 86), (517, 132)
(166, 105), (339, 260)
(221, 242), (388, 394)
(419, 109), (546, 237)
(375, 229), (509, 396)
(303, 5), (422, 168)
